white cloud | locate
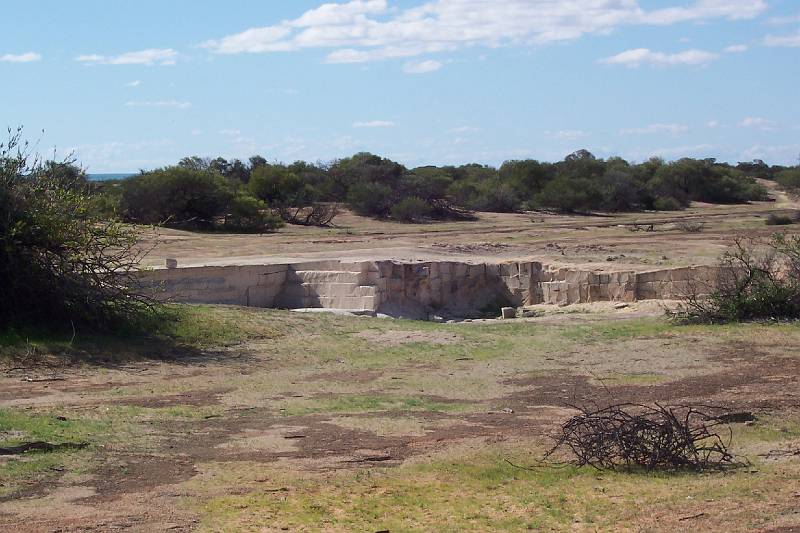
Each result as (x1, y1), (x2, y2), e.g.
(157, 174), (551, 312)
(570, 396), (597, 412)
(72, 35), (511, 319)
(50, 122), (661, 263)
(125, 80), (142, 87)
(201, 0), (766, 65)
(620, 123), (689, 136)
(741, 144), (800, 164)
(707, 120), (720, 128)
(77, 48), (178, 66)
(724, 44), (748, 53)
(403, 59), (442, 74)
(642, 0), (766, 25)
(0, 52), (41, 63)
(353, 120), (394, 128)
(740, 117), (776, 130)
(764, 32), (800, 47)
(219, 129), (242, 136)
(124, 100), (192, 110)
(600, 48), (718, 67)
(548, 130), (588, 140)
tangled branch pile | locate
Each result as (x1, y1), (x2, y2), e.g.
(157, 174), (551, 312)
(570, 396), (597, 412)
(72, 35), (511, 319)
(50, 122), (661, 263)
(546, 403), (739, 471)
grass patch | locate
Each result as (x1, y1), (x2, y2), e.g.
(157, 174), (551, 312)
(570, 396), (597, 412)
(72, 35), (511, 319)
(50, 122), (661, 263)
(560, 319), (674, 343)
(0, 304), (288, 363)
(195, 446), (799, 532)
(0, 408), (114, 498)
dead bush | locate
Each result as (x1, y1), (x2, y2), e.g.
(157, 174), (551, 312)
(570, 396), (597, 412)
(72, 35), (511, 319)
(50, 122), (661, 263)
(676, 220), (705, 233)
(276, 203), (339, 226)
(545, 403), (740, 471)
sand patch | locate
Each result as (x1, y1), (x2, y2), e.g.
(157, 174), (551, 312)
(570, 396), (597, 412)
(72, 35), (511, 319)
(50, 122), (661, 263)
(356, 330), (463, 347)
(217, 425), (309, 453)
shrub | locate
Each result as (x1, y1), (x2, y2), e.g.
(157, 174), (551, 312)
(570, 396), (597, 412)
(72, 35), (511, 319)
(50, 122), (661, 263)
(675, 234), (800, 323)
(0, 130), (157, 330)
(776, 168), (800, 191)
(652, 196), (683, 211)
(390, 197), (432, 222)
(676, 221), (705, 233)
(120, 167), (234, 229)
(766, 213), (795, 226)
(249, 165), (302, 205)
(346, 181), (394, 217)
(223, 194), (283, 233)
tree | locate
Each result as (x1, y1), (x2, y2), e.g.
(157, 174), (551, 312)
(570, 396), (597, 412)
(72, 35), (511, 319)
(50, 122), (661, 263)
(347, 181), (394, 217)
(1, 129), (156, 330)
(248, 165), (303, 205)
(120, 166), (234, 228)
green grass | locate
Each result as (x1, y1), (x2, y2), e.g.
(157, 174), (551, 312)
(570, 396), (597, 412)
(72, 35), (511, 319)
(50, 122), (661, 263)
(0, 408), (117, 498)
(0, 409), (112, 448)
(195, 446), (800, 532)
(0, 304), (289, 363)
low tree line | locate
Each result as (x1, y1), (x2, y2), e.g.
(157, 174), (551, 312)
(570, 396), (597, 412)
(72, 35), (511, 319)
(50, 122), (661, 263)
(100, 149), (788, 230)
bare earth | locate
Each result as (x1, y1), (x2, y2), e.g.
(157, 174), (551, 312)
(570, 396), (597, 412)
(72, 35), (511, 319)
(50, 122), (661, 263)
(139, 180), (799, 271)
(2, 186), (800, 531)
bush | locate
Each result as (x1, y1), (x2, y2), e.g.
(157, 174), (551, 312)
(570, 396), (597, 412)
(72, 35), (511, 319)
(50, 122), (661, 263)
(676, 221), (705, 233)
(120, 167), (234, 229)
(675, 234), (800, 323)
(390, 197), (432, 222)
(347, 181), (394, 217)
(0, 130), (156, 330)
(776, 168), (800, 191)
(652, 196), (683, 211)
(766, 213), (795, 226)
(223, 194), (283, 233)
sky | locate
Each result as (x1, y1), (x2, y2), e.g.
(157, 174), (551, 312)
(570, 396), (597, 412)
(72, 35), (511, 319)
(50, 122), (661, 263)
(1, 0), (798, 172)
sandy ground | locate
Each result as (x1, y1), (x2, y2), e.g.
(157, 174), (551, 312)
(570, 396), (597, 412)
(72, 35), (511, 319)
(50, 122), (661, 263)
(137, 180), (800, 272)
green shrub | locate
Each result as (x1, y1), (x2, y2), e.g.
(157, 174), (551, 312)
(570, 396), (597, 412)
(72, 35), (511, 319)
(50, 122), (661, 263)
(766, 213), (795, 226)
(776, 169), (800, 191)
(652, 196), (683, 211)
(391, 197), (432, 222)
(676, 234), (800, 323)
(0, 130), (157, 330)
(120, 167), (234, 229)
(223, 194), (283, 233)
(346, 181), (394, 217)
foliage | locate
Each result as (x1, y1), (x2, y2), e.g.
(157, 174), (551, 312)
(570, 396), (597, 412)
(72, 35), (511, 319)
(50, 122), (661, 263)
(675, 234), (800, 323)
(120, 166), (234, 229)
(0, 128), (157, 330)
(766, 213), (795, 226)
(776, 168), (800, 191)
(390, 196), (432, 222)
(346, 181), (395, 217)
(109, 148), (779, 225)
(223, 194), (283, 233)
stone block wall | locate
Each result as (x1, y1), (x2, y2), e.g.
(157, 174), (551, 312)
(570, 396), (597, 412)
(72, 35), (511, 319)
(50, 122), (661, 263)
(139, 259), (722, 316)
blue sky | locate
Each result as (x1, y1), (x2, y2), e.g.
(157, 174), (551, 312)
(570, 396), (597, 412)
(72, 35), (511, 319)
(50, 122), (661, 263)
(1, 0), (798, 172)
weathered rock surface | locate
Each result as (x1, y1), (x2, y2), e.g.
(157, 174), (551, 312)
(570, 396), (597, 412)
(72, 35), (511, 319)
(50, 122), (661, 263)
(139, 260), (720, 318)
